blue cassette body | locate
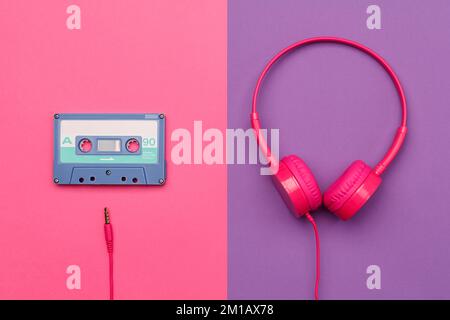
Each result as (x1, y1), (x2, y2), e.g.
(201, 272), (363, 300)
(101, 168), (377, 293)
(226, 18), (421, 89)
(53, 113), (166, 185)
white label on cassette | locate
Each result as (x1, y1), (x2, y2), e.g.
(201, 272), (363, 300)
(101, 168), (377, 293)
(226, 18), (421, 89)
(59, 120), (158, 164)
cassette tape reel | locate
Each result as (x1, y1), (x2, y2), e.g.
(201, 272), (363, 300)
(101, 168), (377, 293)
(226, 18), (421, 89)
(53, 113), (166, 185)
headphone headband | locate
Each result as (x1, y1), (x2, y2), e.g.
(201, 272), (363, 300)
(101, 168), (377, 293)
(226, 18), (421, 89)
(251, 36), (407, 176)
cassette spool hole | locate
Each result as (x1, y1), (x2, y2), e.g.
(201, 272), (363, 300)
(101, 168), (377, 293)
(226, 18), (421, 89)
(79, 138), (92, 153)
(126, 138), (140, 153)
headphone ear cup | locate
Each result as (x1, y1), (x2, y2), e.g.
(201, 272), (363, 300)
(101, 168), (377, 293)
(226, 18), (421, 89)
(323, 160), (382, 220)
(272, 155), (321, 217)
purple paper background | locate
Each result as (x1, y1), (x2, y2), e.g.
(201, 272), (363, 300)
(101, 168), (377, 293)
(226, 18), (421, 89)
(228, 0), (450, 299)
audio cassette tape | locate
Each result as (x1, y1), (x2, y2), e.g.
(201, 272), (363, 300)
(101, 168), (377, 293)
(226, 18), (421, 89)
(53, 113), (166, 185)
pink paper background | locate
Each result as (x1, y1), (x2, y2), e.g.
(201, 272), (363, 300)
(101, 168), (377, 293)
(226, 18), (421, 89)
(0, 0), (227, 299)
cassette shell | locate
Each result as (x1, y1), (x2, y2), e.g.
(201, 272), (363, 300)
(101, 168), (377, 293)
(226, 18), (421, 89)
(53, 113), (166, 185)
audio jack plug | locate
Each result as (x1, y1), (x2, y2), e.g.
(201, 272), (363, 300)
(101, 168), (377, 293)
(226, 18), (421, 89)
(104, 207), (114, 300)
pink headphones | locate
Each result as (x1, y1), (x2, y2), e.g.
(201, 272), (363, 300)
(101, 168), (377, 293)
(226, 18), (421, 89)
(251, 36), (407, 221)
(251, 37), (407, 299)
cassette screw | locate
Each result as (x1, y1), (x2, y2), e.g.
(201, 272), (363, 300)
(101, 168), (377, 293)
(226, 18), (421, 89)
(159, 114), (165, 119)
(54, 114), (60, 119)
(159, 178), (165, 185)
(53, 178), (59, 184)
(106, 170), (112, 175)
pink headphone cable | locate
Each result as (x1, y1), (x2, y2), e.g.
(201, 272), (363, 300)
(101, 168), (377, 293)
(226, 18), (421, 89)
(104, 208), (114, 300)
(305, 213), (320, 300)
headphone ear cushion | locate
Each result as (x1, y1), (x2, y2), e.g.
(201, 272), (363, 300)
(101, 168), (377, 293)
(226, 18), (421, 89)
(323, 160), (374, 219)
(283, 155), (322, 211)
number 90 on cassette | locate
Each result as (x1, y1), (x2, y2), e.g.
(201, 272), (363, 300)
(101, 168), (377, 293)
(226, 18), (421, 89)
(53, 114), (166, 185)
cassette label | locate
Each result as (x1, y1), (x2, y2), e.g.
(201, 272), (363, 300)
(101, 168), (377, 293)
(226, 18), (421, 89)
(53, 114), (166, 185)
